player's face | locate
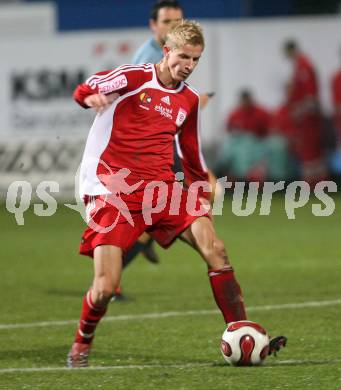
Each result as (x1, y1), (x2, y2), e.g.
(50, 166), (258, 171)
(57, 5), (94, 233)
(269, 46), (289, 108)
(167, 44), (203, 82)
(151, 7), (183, 44)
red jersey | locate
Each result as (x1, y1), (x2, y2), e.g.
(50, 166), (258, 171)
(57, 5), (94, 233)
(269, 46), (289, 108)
(271, 104), (295, 137)
(271, 104), (301, 155)
(226, 104), (270, 137)
(74, 63), (208, 198)
(286, 54), (323, 162)
(288, 54), (318, 106)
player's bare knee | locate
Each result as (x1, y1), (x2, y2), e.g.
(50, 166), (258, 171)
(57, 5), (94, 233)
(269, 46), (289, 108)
(93, 277), (116, 304)
(93, 286), (114, 305)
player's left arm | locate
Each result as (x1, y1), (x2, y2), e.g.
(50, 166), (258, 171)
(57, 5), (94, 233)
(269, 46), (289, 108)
(177, 98), (211, 202)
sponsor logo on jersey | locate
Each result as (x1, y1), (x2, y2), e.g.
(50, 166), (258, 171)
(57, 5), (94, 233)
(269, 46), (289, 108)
(154, 104), (173, 120)
(140, 92), (152, 104)
(161, 95), (171, 105)
(176, 108), (187, 126)
(139, 92), (152, 110)
(98, 74), (127, 94)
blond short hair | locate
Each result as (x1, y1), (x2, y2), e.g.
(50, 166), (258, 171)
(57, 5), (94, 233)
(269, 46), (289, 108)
(165, 20), (205, 50)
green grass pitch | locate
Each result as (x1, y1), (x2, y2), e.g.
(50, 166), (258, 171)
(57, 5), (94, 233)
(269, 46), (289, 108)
(0, 195), (340, 389)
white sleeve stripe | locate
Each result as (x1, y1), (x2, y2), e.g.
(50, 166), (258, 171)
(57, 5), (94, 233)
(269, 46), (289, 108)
(87, 67), (152, 88)
(175, 133), (183, 159)
(185, 83), (200, 99)
(175, 100), (207, 173)
(86, 64), (150, 86)
(86, 64), (152, 87)
(183, 83), (207, 170)
(87, 67), (152, 92)
(86, 63), (151, 85)
(85, 64), (135, 85)
(196, 101), (208, 172)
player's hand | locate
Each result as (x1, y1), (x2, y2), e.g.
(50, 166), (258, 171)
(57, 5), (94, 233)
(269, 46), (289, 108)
(84, 93), (119, 113)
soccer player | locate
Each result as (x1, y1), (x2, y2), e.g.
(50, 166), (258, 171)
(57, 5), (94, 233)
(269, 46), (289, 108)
(68, 21), (286, 367)
(112, 1), (186, 297)
(283, 39), (328, 185)
(109, 1), (184, 300)
(113, 0), (215, 300)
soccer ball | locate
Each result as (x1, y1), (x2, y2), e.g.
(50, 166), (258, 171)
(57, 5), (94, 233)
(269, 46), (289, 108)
(220, 321), (270, 366)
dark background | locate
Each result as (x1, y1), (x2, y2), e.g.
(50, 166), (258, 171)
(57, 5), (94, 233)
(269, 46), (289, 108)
(23, 0), (341, 30)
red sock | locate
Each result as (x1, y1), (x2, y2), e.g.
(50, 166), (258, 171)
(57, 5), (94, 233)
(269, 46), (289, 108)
(208, 266), (247, 324)
(74, 289), (107, 344)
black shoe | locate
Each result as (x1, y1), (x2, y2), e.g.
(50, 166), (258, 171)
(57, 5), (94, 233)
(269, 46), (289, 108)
(110, 290), (125, 302)
(268, 336), (287, 356)
(142, 240), (159, 264)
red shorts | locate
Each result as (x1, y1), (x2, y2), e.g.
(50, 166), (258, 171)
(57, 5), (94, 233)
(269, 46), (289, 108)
(79, 183), (209, 258)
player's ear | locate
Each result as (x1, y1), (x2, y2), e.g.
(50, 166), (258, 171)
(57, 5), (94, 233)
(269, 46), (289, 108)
(163, 46), (171, 57)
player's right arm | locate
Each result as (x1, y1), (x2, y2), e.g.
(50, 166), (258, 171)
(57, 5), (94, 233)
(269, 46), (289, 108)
(73, 68), (132, 111)
(82, 93), (119, 112)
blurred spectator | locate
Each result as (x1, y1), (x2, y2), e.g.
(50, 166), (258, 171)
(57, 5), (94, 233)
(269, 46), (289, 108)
(330, 49), (341, 176)
(227, 89), (270, 138)
(132, 0), (212, 109)
(270, 82), (304, 179)
(283, 39), (328, 184)
(216, 89), (290, 181)
(132, 0), (183, 65)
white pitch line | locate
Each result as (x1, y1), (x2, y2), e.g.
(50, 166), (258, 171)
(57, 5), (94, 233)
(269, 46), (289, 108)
(1, 360), (341, 375)
(0, 363), (210, 374)
(0, 298), (341, 331)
